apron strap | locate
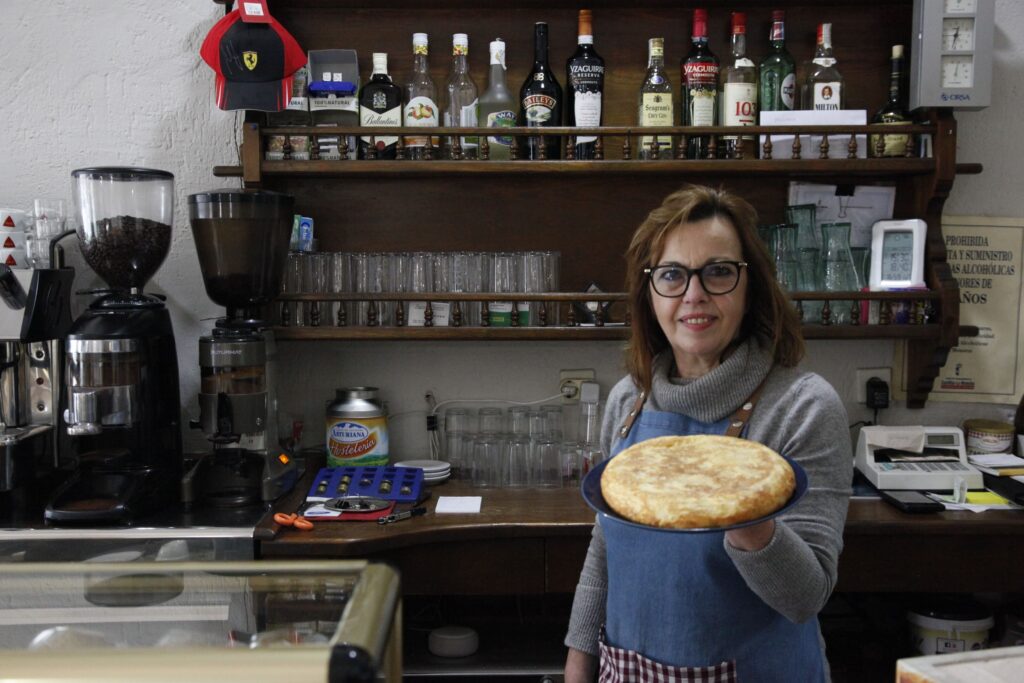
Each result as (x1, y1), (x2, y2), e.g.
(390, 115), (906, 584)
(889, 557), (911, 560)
(618, 376), (770, 440)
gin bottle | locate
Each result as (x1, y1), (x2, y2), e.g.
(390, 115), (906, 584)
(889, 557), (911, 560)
(404, 33), (440, 159)
(444, 33), (479, 159)
(478, 39), (516, 160)
(638, 37), (673, 160)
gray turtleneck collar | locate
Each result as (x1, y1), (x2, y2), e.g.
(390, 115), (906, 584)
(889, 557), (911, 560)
(647, 337), (774, 423)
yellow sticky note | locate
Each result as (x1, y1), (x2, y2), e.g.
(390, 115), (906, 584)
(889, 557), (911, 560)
(966, 491), (1009, 505)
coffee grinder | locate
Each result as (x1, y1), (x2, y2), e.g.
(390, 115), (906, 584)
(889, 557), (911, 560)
(45, 168), (182, 524)
(183, 189), (298, 509)
(0, 265), (74, 508)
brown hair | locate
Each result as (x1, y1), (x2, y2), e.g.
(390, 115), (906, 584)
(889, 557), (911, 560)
(624, 184), (804, 393)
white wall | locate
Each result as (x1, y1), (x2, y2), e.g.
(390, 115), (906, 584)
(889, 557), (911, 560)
(0, 0), (1020, 457)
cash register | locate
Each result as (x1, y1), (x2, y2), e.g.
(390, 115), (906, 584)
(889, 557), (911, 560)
(855, 425), (983, 491)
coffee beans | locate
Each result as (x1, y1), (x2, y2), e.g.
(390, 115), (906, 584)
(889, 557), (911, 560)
(81, 215), (171, 290)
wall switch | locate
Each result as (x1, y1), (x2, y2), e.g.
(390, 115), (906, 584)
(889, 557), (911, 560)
(855, 367), (892, 403)
(559, 369), (596, 404)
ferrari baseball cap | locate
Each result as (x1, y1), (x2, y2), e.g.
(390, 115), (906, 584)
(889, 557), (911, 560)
(200, 9), (306, 112)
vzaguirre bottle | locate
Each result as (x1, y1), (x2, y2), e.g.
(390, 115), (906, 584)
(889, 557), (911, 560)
(519, 22), (562, 160)
(565, 9), (604, 159)
(681, 8), (719, 159)
(358, 53), (403, 159)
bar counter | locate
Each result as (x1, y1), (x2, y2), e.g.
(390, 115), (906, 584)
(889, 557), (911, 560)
(259, 481), (1024, 595)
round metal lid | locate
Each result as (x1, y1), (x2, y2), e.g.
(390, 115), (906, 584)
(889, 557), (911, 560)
(71, 167), (174, 181)
(188, 188), (293, 206)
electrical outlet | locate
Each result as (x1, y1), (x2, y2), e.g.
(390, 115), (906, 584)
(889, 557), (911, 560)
(559, 369), (595, 404)
(855, 367), (892, 403)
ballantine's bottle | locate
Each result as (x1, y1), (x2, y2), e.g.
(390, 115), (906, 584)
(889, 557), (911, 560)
(519, 22), (563, 160)
(404, 33), (440, 159)
(565, 9), (605, 159)
(681, 8), (719, 159)
(358, 53), (402, 159)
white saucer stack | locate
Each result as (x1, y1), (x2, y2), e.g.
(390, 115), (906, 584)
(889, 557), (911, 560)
(394, 459), (450, 485)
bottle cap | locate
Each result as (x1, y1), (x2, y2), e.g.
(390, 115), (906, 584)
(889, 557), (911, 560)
(489, 39), (506, 68)
(453, 33), (468, 46)
(371, 53), (388, 73)
(772, 9), (785, 22)
(818, 23), (833, 47)
(731, 11), (746, 33)
(578, 9), (593, 41)
(413, 33), (428, 47)
(892, 44), (904, 58)
(692, 8), (708, 37)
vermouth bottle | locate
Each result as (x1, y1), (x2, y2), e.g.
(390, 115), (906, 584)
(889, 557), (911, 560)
(519, 22), (562, 160)
(444, 33), (479, 159)
(358, 53), (402, 159)
(638, 37), (673, 160)
(404, 33), (440, 159)
(565, 9), (605, 159)
(478, 38), (517, 160)
(802, 23), (844, 111)
(870, 44), (913, 157)
(719, 11), (757, 158)
(759, 10), (796, 112)
(681, 8), (719, 159)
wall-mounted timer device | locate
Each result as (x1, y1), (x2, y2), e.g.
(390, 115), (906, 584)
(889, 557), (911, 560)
(910, 0), (994, 110)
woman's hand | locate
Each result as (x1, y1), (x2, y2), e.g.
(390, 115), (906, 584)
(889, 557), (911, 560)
(725, 518), (775, 552)
(565, 647), (598, 683)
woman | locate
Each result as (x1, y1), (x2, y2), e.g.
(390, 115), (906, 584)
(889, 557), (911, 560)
(564, 185), (851, 682)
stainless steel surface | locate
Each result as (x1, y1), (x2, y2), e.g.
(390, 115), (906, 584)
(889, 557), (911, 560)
(199, 337), (266, 367)
(66, 338), (139, 354)
(66, 385), (137, 431)
(0, 342), (26, 427)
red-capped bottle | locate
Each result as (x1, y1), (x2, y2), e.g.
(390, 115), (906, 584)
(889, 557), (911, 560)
(681, 8), (719, 159)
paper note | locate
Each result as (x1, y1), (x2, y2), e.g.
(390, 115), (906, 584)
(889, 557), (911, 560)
(968, 454), (1024, 468)
(435, 496), (482, 514)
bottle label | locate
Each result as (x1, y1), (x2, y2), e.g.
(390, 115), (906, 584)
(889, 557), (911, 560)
(326, 416), (389, 467)
(722, 82), (757, 127)
(359, 104), (401, 146)
(684, 61), (719, 87)
(812, 57), (837, 67)
(460, 98), (479, 149)
(311, 96), (358, 113)
(486, 110), (516, 147)
(523, 94), (557, 125)
(812, 82), (841, 110)
(488, 301), (514, 326)
(572, 91), (602, 143)
(687, 89), (716, 126)
(639, 92), (673, 148)
(403, 96), (439, 148)
(781, 73), (796, 109)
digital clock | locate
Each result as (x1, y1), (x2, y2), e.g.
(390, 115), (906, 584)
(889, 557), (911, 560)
(910, 0), (993, 109)
(869, 219), (927, 290)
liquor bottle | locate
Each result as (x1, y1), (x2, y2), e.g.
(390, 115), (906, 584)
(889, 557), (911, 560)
(638, 37), (673, 160)
(565, 9), (605, 159)
(478, 38), (517, 160)
(404, 33), (440, 159)
(444, 33), (479, 159)
(759, 10), (796, 112)
(1015, 392), (1024, 455)
(681, 8), (719, 159)
(719, 11), (757, 158)
(519, 22), (563, 160)
(358, 53), (403, 159)
(802, 23), (844, 111)
(870, 44), (913, 157)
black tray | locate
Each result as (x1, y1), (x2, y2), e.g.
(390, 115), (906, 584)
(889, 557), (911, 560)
(581, 453), (809, 533)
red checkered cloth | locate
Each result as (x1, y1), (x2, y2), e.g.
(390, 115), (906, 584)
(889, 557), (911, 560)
(599, 637), (737, 683)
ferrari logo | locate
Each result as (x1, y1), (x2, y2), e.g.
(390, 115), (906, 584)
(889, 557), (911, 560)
(243, 51), (258, 70)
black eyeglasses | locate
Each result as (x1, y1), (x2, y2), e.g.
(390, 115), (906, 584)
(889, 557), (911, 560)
(643, 261), (748, 298)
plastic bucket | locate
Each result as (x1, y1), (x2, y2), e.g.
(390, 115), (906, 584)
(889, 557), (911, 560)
(907, 599), (994, 655)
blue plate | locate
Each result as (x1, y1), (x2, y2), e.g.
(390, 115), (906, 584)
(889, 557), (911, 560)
(581, 453), (809, 533)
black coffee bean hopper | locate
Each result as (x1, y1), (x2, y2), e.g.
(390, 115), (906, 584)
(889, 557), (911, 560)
(45, 168), (183, 525)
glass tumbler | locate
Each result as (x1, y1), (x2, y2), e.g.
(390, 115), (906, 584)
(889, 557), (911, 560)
(530, 439), (562, 488)
(819, 222), (860, 325)
(472, 436), (504, 488)
(477, 407), (504, 435)
(786, 203), (822, 322)
(505, 437), (532, 488)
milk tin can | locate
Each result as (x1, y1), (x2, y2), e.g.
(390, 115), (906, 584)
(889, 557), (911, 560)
(326, 387), (389, 467)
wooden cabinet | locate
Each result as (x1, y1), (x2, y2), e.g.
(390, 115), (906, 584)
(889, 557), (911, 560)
(212, 0), (980, 406)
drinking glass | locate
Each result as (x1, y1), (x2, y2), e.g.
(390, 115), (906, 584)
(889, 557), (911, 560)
(301, 252), (331, 326)
(405, 251), (433, 327)
(508, 406), (530, 436)
(560, 441), (581, 486)
(773, 223), (802, 292)
(543, 250), (561, 325)
(282, 253), (305, 326)
(29, 199), (66, 267)
(819, 222), (859, 325)
(431, 251), (452, 327)
(477, 407), (504, 434)
(526, 410), (546, 440)
(530, 438), (562, 488)
(472, 436), (503, 488)
(540, 404), (564, 440)
(330, 252), (352, 326)
(579, 443), (605, 478)
(505, 437), (532, 488)
(490, 252), (517, 326)
(520, 251), (545, 326)
(787, 203), (822, 322)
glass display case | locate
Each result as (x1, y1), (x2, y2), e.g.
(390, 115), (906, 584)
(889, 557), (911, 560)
(0, 560), (400, 682)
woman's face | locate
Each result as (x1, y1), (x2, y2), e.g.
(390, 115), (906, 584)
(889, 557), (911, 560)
(650, 216), (748, 378)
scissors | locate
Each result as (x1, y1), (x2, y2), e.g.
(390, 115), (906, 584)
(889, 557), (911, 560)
(273, 511), (314, 531)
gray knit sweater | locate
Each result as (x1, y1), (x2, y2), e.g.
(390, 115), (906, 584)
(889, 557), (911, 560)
(564, 337), (852, 672)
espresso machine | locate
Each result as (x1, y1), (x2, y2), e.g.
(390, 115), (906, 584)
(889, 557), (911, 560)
(183, 189), (298, 509)
(0, 265), (74, 506)
(45, 168), (183, 525)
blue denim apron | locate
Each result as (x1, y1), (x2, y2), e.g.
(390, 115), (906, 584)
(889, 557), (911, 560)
(601, 394), (825, 681)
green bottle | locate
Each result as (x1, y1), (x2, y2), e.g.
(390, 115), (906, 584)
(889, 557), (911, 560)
(759, 10), (795, 112)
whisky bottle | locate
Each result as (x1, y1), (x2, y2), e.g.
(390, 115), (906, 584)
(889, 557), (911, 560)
(759, 10), (795, 112)
(519, 22), (563, 160)
(444, 33), (479, 159)
(478, 38), (516, 160)
(404, 33), (440, 159)
(681, 8), (719, 159)
(802, 23), (844, 111)
(870, 44), (913, 157)
(566, 9), (605, 159)
(358, 53), (403, 159)
(719, 11), (757, 158)
(638, 37), (673, 160)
